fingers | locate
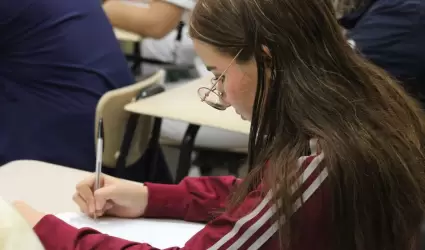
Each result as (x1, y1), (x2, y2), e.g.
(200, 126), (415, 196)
(74, 192), (114, 218)
(93, 185), (118, 211)
(72, 193), (90, 215)
(74, 174), (116, 218)
(76, 173), (109, 192)
(94, 201), (114, 217)
(75, 174), (102, 214)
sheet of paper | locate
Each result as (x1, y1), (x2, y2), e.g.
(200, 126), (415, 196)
(56, 212), (204, 248)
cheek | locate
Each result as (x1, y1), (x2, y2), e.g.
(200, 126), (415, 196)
(223, 74), (244, 105)
(224, 73), (257, 113)
(225, 65), (258, 106)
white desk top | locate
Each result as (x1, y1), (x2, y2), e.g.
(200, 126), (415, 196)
(0, 160), (90, 214)
(0, 160), (204, 247)
(114, 28), (142, 42)
(125, 77), (251, 135)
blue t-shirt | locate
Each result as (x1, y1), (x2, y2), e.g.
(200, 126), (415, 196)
(0, 0), (134, 170)
(339, 0), (425, 103)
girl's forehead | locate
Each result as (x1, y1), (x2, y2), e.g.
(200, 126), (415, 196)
(193, 40), (235, 70)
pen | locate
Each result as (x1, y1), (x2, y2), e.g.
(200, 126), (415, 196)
(94, 118), (104, 219)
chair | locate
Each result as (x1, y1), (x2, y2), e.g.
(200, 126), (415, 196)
(95, 69), (166, 181)
(0, 198), (44, 250)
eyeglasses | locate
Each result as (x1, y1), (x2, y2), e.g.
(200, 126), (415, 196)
(197, 49), (242, 110)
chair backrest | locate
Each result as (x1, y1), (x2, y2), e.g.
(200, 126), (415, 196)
(0, 198), (44, 250)
(95, 69), (166, 168)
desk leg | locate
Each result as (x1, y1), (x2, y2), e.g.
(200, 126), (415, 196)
(175, 124), (200, 183)
(131, 41), (142, 75)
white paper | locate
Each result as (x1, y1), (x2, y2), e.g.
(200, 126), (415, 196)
(56, 212), (204, 248)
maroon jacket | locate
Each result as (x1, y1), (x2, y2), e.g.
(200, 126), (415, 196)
(33, 139), (329, 249)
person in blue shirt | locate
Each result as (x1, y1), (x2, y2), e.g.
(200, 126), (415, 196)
(0, 0), (134, 171)
(337, 0), (425, 104)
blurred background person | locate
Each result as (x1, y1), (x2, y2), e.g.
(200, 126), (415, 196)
(0, 0), (133, 171)
(336, 0), (425, 104)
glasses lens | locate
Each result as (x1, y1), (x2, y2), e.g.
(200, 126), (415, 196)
(198, 87), (228, 110)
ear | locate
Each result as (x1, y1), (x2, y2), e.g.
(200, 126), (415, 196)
(261, 45), (272, 58)
(261, 45), (272, 67)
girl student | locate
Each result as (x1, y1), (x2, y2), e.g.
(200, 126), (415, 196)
(13, 0), (425, 249)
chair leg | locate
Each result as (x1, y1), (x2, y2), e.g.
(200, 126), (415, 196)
(115, 114), (140, 178)
(131, 41), (142, 75)
(147, 117), (162, 181)
(175, 124), (200, 183)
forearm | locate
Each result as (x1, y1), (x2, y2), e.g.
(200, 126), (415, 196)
(34, 215), (182, 250)
(144, 176), (241, 222)
(103, 1), (182, 39)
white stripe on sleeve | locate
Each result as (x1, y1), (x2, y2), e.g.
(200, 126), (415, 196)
(209, 139), (326, 250)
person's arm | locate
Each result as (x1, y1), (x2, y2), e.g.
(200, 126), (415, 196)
(31, 174), (262, 250)
(143, 176), (241, 222)
(33, 181), (271, 250)
(103, 0), (185, 39)
(33, 147), (329, 250)
(33, 187), (263, 250)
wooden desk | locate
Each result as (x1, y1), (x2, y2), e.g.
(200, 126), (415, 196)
(0, 160), (90, 214)
(125, 77), (250, 182)
(125, 77), (251, 135)
(114, 28), (142, 43)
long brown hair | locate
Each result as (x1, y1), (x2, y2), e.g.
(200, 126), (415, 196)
(189, 0), (425, 249)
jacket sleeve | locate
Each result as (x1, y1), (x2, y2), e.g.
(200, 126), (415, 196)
(33, 189), (271, 250)
(33, 146), (329, 250)
(143, 176), (240, 222)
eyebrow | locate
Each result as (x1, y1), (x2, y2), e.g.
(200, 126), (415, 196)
(206, 66), (216, 71)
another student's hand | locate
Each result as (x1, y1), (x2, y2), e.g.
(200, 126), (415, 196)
(12, 201), (46, 227)
(73, 174), (148, 218)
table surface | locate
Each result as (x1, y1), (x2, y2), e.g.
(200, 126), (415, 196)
(114, 28), (141, 42)
(0, 160), (204, 248)
(125, 77), (251, 135)
(0, 160), (91, 214)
